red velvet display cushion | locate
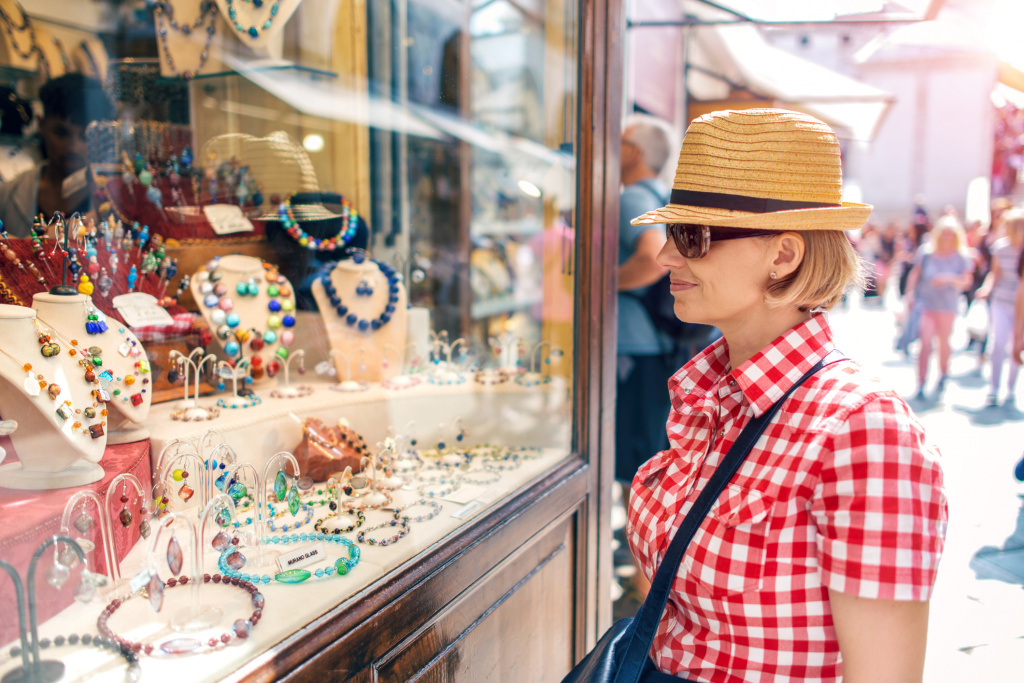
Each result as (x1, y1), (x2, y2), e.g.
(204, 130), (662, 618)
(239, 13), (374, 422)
(99, 175), (269, 243)
(0, 440), (151, 646)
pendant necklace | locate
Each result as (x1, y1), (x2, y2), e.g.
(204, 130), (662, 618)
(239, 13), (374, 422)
(278, 194), (359, 251)
(154, 1), (218, 80)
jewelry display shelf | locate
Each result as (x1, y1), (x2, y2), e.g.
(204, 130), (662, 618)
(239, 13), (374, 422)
(0, 440), (151, 645)
(0, 446), (568, 683)
(146, 374), (571, 475)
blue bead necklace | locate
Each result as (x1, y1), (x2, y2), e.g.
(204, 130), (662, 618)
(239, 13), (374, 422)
(225, 0), (281, 39)
(320, 255), (400, 333)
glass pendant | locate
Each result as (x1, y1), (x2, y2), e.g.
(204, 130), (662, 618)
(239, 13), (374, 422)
(215, 507), (232, 528)
(147, 572), (165, 613)
(139, 518), (152, 539)
(119, 508), (133, 528)
(167, 536), (184, 575)
(226, 550), (246, 571)
(287, 486), (300, 516)
(274, 569), (310, 583)
(212, 531), (232, 552)
(160, 638), (201, 655)
(57, 545), (79, 569)
(228, 481), (247, 502)
(273, 470), (287, 502)
(178, 482), (194, 502)
(45, 561), (70, 589)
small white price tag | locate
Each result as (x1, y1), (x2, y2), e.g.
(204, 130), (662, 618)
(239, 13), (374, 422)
(451, 501), (482, 520)
(112, 293), (175, 328)
(203, 204), (254, 235)
(275, 542), (328, 572)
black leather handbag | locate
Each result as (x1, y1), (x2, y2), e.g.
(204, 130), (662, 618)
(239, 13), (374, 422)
(562, 352), (842, 683)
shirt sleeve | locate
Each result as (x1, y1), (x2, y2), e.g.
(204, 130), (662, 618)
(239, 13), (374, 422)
(620, 185), (664, 251)
(811, 393), (947, 601)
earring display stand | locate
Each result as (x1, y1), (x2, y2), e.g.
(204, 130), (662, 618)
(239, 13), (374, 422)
(33, 292), (152, 444)
(190, 255), (298, 382)
(0, 305), (106, 490)
(310, 258), (408, 384)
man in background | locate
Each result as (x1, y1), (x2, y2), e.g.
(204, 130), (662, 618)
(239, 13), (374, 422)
(0, 73), (115, 236)
(615, 114), (674, 488)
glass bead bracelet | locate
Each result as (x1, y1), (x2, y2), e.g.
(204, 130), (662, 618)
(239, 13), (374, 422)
(356, 514), (411, 547)
(314, 510), (366, 535)
(96, 574), (262, 656)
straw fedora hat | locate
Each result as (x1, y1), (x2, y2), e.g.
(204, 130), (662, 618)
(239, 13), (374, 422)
(631, 108), (871, 230)
(200, 131), (342, 223)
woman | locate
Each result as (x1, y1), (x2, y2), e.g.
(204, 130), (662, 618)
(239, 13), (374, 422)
(626, 109), (946, 683)
(977, 208), (1024, 406)
(904, 216), (974, 399)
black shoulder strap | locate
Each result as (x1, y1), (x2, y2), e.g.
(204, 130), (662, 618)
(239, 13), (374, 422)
(614, 349), (847, 683)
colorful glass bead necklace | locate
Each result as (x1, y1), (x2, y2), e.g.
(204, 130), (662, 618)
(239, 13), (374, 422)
(356, 512), (410, 547)
(320, 254), (400, 333)
(224, 0), (283, 39)
(217, 536), (361, 585)
(278, 194), (358, 250)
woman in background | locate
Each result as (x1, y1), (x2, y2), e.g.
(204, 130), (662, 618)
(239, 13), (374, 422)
(977, 208), (1024, 407)
(904, 215), (974, 399)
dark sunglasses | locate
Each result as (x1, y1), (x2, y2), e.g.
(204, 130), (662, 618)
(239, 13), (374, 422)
(665, 224), (777, 259)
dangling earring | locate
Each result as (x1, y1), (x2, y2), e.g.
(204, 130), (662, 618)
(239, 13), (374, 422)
(174, 467), (194, 502)
(118, 481), (133, 528)
(356, 277), (374, 296)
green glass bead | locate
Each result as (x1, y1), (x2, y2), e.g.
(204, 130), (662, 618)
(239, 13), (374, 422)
(334, 558), (351, 576)
(276, 347), (289, 360)
(287, 486), (300, 516)
(274, 470), (287, 502)
(267, 285), (279, 297)
(228, 481), (248, 501)
(274, 569), (311, 583)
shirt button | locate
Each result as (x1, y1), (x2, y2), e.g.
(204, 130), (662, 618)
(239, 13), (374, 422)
(729, 379), (736, 385)
(718, 429), (725, 438)
(684, 387), (691, 394)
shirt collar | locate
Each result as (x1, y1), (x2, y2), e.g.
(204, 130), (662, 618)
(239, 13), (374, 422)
(667, 314), (835, 417)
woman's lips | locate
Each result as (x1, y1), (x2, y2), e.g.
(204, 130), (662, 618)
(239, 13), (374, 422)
(669, 280), (695, 292)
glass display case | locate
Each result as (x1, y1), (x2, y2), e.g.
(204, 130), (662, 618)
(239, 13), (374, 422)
(0, 0), (623, 680)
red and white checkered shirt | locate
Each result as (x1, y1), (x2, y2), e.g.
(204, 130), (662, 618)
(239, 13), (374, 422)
(627, 314), (947, 683)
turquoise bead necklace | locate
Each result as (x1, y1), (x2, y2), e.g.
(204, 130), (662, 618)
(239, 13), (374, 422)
(225, 0), (282, 39)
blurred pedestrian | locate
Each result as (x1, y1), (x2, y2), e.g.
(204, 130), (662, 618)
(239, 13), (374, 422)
(615, 114), (674, 487)
(904, 215), (974, 399)
(976, 208), (1024, 407)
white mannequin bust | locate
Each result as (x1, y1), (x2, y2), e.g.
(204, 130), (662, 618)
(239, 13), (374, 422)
(32, 292), (152, 444)
(0, 0), (38, 72)
(0, 304), (105, 490)
(190, 255), (298, 380)
(310, 256), (407, 384)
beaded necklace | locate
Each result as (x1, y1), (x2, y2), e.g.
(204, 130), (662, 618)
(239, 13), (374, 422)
(278, 194), (358, 250)
(320, 257), (400, 333)
(155, 3), (218, 81)
(217, 536), (360, 585)
(225, 0), (283, 40)
(0, 2), (36, 61)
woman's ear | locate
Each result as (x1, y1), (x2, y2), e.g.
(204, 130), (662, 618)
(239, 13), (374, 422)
(769, 232), (805, 279)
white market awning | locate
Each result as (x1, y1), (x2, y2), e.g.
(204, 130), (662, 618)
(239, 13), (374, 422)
(687, 24), (895, 141)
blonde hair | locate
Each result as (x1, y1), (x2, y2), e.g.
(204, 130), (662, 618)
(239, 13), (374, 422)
(1001, 207), (1024, 243)
(930, 215), (966, 253)
(764, 230), (864, 312)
